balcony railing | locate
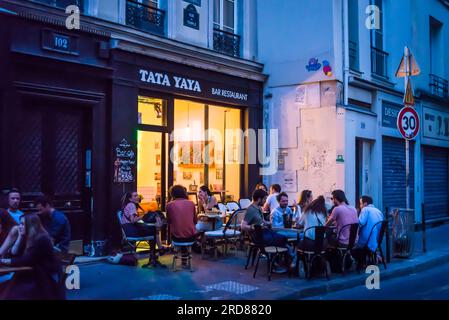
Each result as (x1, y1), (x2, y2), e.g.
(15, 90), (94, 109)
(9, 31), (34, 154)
(371, 46), (389, 79)
(31, 0), (84, 10)
(429, 74), (449, 99)
(126, 0), (165, 36)
(349, 40), (359, 71)
(213, 28), (241, 58)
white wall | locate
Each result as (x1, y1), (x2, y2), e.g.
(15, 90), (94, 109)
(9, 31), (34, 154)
(257, 0), (341, 88)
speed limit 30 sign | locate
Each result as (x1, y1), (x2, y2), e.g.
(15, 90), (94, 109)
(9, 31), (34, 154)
(397, 106), (420, 140)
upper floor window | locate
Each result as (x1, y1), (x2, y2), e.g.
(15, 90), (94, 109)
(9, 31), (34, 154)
(126, 0), (165, 36)
(140, 0), (158, 8)
(370, 0), (383, 50)
(31, 0), (84, 11)
(213, 0), (236, 34)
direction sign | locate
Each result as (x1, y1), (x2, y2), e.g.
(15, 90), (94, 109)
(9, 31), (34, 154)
(397, 106), (420, 140)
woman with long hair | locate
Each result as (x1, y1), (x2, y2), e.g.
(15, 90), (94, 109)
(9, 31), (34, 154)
(120, 191), (165, 253)
(297, 196), (328, 251)
(196, 185), (222, 232)
(0, 213), (65, 300)
(297, 190), (313, 214)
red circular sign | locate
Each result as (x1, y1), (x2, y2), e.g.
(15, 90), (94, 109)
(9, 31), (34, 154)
(397, 106), (420, 140)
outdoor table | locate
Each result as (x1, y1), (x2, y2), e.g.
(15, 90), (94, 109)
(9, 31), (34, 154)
(0, 266), (32, 274)
(272, 226), (304, 242)
(198, 212), (223, 230)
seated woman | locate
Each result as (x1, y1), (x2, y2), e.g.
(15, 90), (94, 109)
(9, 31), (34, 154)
(0, 213), (65, 300)
(120, 191), (166, 253)
(195, 186), (222, 232)
(297, 196), (328, 251)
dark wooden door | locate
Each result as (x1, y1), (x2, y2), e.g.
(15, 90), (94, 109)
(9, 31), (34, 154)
(16, 102), (92, 241)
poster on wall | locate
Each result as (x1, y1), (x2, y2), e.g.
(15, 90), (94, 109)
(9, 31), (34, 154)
(114, 139), (136, 183)
(281, 171), (297, 193)
(295, 85), (307, 105)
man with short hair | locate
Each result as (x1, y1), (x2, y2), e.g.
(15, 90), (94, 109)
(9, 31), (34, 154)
(242, 189), (295, 269)
(0, 189), (24, 256)
(271, 192), (300, 256)
(35, 196), (71, 253)
(326, 190), (358, 247)
(6, 189), (23, 224)
(356, 196), (384, 252)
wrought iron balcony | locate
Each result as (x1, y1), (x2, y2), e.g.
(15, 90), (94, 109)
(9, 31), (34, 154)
(126, 0), (165, 36)
(31, 0), (84, 10)
(371, 46), (389, 79)
(349, 40), (359, 71)
(213, 28), (241, 58)
(429, 74), (449, 99)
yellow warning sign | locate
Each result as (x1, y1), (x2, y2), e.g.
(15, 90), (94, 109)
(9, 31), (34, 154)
(404, 78), (415, 106)
(396, 52), (421, 78)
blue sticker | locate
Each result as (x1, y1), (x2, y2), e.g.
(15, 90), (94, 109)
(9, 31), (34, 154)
(306, 58), (322, 72)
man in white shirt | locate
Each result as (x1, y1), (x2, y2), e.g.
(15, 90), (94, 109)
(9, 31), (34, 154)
(356, 196), (384, 252)
(262, 184), (281, 215)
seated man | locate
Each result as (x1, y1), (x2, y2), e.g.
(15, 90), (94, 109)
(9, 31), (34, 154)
(35, 196), (71, 253)
(271, 192), (300, 240)
(242, 189), (296, 268)
(353, 195), (384, 267)
(166, 185), (198, 266)
(5, 189), (24, 225)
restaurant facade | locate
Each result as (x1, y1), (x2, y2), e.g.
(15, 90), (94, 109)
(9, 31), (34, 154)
(0, 2), (264, 255)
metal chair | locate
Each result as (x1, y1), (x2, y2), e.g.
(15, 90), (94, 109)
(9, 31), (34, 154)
(296, 226), (331, 280)
(250, 225), (288, 281)
(365, 220), (388, 270)
(201, 210), (243, 259)
(226, 201), (240, 212)
(239, 198), (252, 209)
(116, 211), (158, 268)
(334, 223), (359, 274)
(171, 240), (195, 272)
(217, 202), (228, 215)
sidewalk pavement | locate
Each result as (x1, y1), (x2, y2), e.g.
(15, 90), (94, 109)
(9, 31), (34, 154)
(68, 223), (449, 300)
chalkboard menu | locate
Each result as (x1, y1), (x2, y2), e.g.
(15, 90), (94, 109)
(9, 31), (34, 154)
(114, 139), (136, 183)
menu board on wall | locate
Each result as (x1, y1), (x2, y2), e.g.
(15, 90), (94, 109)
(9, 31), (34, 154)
(114, 139), (136, 183)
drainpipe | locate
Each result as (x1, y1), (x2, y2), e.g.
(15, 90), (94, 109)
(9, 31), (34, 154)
(342, 0), (349, 106)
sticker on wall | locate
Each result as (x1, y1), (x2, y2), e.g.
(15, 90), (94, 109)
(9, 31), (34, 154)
(322, 60), (332, 77)
(306, 58), (322, 72)
(336, 155), (345, 163)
